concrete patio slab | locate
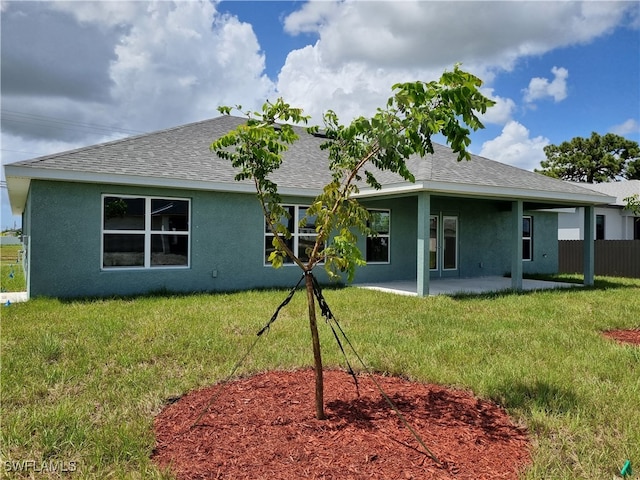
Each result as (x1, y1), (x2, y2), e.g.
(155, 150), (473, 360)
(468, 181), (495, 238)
(354, 276), (582, 297)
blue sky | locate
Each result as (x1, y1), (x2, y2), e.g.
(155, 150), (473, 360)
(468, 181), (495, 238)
(1, 1), (639, 229)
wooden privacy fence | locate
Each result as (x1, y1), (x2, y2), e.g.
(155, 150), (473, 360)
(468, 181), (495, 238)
(558, 240), (640, 278)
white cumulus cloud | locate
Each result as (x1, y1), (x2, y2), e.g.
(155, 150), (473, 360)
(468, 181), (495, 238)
(479, 88), (517, 125)
(523, 66), (569, 103)
(1, 1), (276, 142)
(108, 1), (275, 132)
(479, 121), (550, 171)
(610, 118), (640, 136)
(276, 1), (631, 126)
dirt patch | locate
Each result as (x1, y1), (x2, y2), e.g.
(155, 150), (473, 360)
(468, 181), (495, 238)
(602, 328), (640, 346)
(152, 369), (530, 479)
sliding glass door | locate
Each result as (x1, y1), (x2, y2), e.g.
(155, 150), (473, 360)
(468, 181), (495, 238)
(430, 214), (458, 274)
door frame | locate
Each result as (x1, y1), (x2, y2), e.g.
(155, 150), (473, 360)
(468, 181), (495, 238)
(429, 213), (459, 277)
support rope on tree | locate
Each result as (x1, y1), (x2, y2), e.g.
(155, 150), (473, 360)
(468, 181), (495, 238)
(190, 275), (305, 430)
(170, 272), (441, 466)
(309, 273), (441, 465)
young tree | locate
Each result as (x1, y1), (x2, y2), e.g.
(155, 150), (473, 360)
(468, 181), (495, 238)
(211, 65), (495, 419)
(536, 132), (639, 183)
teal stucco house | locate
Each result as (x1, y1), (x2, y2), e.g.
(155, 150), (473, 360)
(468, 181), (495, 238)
(4, 115), (612, 299)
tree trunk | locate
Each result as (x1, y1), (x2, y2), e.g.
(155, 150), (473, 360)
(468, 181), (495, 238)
(305, 272), (325, 420)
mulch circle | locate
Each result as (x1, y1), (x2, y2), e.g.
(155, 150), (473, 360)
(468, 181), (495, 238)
(152, 369), (531, 479)
(602, 328), (640, 346)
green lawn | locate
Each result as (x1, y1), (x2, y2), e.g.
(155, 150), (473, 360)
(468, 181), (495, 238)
(1, 277), (639, 479)
(0, 244), (26, 293)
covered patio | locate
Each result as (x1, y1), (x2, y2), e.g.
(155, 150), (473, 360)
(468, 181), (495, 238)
(354, 276), (582, 297)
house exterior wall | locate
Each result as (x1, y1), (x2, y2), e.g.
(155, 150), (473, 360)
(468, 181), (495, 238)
(355, 196), (558, 283)
(457, 199), (557, 277)
(522, 209), (559, 275)
(558, 206), (637, 240)
(25, 181), (560, 298)
(356, 196), (418, 283)
(557, 208), (582, 240)
(26, 180), (324, 298)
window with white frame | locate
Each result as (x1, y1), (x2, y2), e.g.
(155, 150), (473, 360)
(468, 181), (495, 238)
(366, 209), (390, 263)
(264, 205), (319, 265)
(102, 195), (190, 269)
(522, 216), (533, 261)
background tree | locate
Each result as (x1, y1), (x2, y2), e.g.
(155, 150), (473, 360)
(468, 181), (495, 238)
(625, 194), (640, 215)
(536, 132), (639, 183)
(626, 157), (640, 180)
(211, 65), (495, 420)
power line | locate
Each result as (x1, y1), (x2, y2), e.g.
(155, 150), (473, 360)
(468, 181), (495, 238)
(1, 148), (48, 156)
(1, 110), (147, 137)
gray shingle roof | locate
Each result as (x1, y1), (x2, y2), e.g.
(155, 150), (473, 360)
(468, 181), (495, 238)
(369, 143), (601, 196)
(567, 180), (640, 206)
(11, 116), (255, 184)
(6, 115), (612, 207)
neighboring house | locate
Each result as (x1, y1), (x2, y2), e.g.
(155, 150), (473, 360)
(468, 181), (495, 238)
(558, 180), (640, 240)
(4, 115), (613, 299)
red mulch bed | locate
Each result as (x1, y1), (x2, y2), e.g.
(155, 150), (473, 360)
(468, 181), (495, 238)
(602, 328), (640, 345)
(152, 369), (531, 479)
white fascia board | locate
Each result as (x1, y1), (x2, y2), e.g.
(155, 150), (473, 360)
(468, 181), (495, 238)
(5, 176), (31, 215)
(4, 165), (321, 214)
(5, 165), (253, 192)
(354, 180), (616, 205)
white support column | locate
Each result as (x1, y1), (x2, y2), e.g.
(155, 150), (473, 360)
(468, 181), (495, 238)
(583, 205), (595, 286)
(511, 200), (523, 290)
(417, 192), (431, 297)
